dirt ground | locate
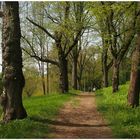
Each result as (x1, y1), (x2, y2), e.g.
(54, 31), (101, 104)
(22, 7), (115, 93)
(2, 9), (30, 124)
(49, 93), (113, 138)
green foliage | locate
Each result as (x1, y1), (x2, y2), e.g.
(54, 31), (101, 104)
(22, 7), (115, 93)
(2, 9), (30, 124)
(96, 84), (140, 138)
(80, 46), (103, 90)
(23, 67), (39, 97)
(0, 93), (72, 138)
(69, 89), (81, 94)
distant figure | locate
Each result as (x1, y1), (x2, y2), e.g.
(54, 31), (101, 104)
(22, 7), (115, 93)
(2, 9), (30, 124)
(93, 87), (96, 92)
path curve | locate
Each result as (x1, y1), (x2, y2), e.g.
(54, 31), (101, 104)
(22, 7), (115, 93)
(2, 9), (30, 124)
(49, 93), (113, 138)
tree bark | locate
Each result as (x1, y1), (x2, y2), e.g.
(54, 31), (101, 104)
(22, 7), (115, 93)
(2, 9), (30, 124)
(103, 67), (109, 87)
(72, 56), (78, 90)
(112, 59), (120, 93)
(46, 60), (49, 94)
(77, 66), (83, 90)
(41, 73), (46, 95)
(59, 56), (68, 93)
(41, 62), (46, 95)
(128, 12), (140, 107)
(57, 44), (69, 93)
(128, 47), (140, 107)
(102, 49), (109, 87)
(0, 2), (27, 122)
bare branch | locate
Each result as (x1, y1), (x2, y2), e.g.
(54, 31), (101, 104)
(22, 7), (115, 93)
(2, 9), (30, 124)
(26, 17), (56, 41)
(22, 36), (59, 67)
(21, 35), (37, 56)
(22, 48), (59, 66)
(44, 9), (60, 24)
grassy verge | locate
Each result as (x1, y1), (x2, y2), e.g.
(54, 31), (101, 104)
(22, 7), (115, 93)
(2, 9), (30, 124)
(95, 84), (140, 138)
(69, 89), (82, 94)
(0, 93), (73, 138)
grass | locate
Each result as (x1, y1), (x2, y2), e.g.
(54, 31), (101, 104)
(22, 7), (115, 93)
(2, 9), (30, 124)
(69, 89), (82, 94)
(0, 93), (73, 138)
(96, 83), (140, 138)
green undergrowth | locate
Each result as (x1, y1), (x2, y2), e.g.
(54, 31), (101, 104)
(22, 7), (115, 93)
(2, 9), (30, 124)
(69, 89), (82, 94)
(96, 84), (140, 138)
(0, 93), (73, 138)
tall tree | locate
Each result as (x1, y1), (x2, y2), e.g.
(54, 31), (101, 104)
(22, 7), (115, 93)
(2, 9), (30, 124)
(99, 12), (113, 88)
(128, 5), (140, 107)
(24, 2), (84, 93)
(106, 2), (137, 92)
(89, 2), (113, 88)
(0, 2), (27, 122)
(71, 2), (85, 90)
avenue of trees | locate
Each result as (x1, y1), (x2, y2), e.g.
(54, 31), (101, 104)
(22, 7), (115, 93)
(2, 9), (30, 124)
(0, 1), (140, 122)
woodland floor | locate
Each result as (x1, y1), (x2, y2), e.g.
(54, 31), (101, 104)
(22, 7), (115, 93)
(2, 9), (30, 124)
(48, 92), (113, 138)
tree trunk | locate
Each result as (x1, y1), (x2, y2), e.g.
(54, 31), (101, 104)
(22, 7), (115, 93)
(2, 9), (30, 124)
(46, 62), (49, 94)
(112, 59), (120, 93)
(41, 74), (46, 95)
(102, 50), (109, 87)
(128, 34), (140, 107)
(103, 68), (108, 87)
(46, 43), (49, 94)
(0, 2), (27, 122)
(77, 78), (81, 90)
(57, 47), (68, 93)
(59, 56), (69, 93)
(72, 57), (78, 90)
(77, 64), (84, 90)
(41, 62), (46, 95)
(56, 36), (69, 93)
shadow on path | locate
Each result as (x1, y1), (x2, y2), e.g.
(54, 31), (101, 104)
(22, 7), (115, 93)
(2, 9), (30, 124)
(30, 117), (110, 128)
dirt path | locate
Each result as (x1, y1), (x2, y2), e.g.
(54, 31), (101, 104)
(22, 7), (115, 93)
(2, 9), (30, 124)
(49, 93), (113, 138)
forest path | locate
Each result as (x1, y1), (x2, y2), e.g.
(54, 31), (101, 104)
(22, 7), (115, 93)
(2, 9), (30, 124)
(48, 93), (113, 138)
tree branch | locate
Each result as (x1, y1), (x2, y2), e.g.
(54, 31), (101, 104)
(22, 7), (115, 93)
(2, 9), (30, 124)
(26, 17), (56, 41)
(64, 29), (84, 58)
(44, 9), (60, 24)
(22, 36), (59, 67)
(107, 59), (113, 70)
(21, 35), (37, 56)
(22, 48), (59, 66)
(117, 7), (138, 62)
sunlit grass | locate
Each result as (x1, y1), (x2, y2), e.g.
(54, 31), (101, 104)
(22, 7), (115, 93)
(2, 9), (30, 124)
(96, 84), (140, 138)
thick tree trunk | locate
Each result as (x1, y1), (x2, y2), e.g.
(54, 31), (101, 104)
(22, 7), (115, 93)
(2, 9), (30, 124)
(72, 57), (78, 90)
(59, 57), (69, 93)
(56, 37), (69, 93)
(0, 2), (27, 122)
(112, 59), (120, 93)
(128, 37), (140, 107)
